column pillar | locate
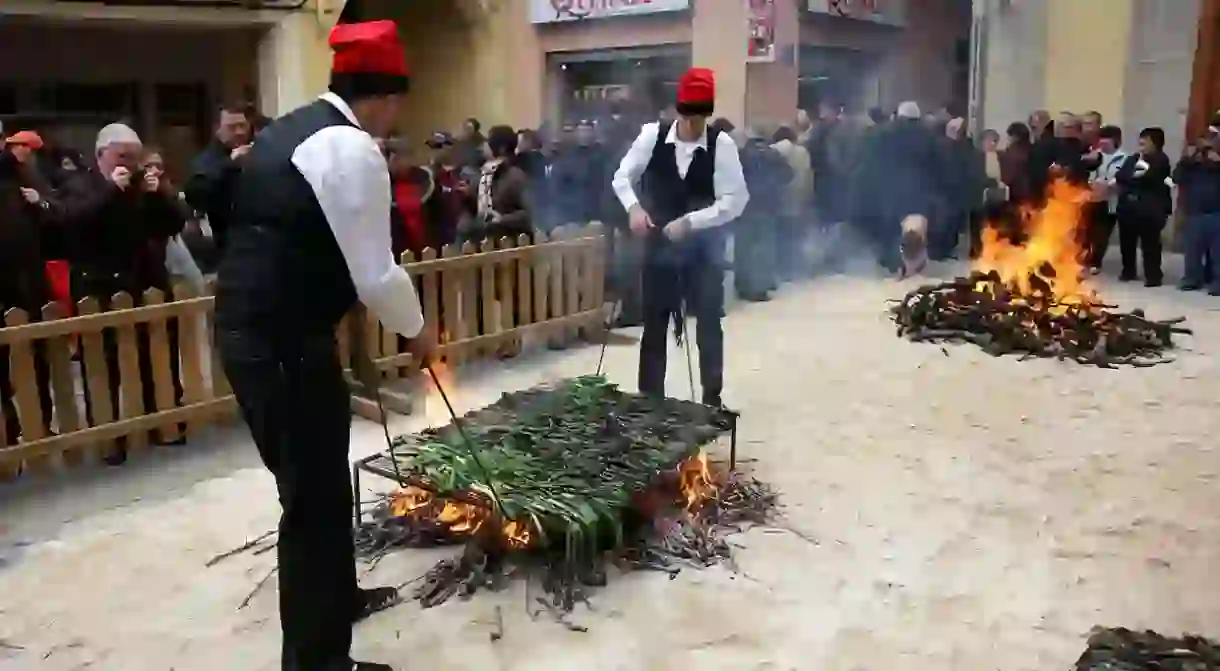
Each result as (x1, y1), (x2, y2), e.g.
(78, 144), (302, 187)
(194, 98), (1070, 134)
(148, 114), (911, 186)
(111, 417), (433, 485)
(692, 0), (749, 125)
(744, 0), (799, 129)
(1187, 0), (1220, 140)
(1043, 0), (1134, 124)
(466, 0), (544, 129)
(257, 11), (331, 117)
(979, 0), (1048, 132)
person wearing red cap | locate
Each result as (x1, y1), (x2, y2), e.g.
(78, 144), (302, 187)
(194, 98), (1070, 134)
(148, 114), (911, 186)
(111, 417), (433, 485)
(610, 67), (749, 408)
(2, 130), (56, 447)
(213, 19), (435, 671)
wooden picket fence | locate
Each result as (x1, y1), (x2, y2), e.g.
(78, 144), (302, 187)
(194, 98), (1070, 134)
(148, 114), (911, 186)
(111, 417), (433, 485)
(0, 224), (607, 480)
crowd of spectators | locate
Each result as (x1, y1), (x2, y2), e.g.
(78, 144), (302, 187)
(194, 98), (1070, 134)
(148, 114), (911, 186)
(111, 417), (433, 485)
(3, 95), (1219, 455)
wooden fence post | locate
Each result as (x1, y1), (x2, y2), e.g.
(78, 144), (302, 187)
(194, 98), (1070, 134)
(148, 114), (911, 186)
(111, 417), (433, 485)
(75, 297), (117, 463)
(3, 308), (46, 474)
(441, 243), (463, 364)
(41, 302), (79, 469)
(175, 284), (208, 435)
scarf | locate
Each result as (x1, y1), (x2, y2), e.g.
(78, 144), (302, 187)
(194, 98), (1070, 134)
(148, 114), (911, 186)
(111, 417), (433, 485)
(476, 159), (501, 219)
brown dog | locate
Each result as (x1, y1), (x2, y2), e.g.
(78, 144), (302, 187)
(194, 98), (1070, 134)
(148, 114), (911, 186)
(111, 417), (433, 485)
(898, 214), (928, 279)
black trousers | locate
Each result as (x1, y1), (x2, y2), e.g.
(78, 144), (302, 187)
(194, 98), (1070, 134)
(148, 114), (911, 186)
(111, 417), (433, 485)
(0, 339), (53, 445)
(1117, 211), (1165, 282)
(775, 212), (808, 280)
(218, 328), (357, 671)
(1088, 204), (1117, 268)
(639, 254), (724, 405)
(606, 229), (645, 327)
(734, 212), (777, 296)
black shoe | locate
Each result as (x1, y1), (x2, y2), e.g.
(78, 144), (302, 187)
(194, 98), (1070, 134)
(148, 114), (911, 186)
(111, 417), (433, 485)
(1118, 273), (1137, 282)
(1179, 282), (1203, 291)
(1208, 287), (1220, 297)
(354, 586), (402, 623)
(352, 662), (394, 671)
(103, 439), (128, 466)
(1144, 278), (1163, 288)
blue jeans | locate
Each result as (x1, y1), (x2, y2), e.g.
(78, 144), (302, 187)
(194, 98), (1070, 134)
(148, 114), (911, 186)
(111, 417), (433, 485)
(1182, 213), (1220, 290)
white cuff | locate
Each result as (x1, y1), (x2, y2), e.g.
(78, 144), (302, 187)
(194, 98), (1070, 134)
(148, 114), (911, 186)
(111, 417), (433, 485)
(361, 267), (424, 339)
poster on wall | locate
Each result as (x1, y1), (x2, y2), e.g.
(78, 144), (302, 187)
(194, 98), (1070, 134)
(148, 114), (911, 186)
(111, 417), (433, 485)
(746, 0), (776, 63)
(531, 0), (690, 24)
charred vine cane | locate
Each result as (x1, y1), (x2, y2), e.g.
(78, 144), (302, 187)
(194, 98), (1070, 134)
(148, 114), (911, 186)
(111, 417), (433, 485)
(890, 271), (1190, 368)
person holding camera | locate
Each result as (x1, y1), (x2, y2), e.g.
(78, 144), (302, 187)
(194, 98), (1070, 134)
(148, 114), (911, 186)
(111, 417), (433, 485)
(1174, 119), (1220, 294)
(56, 123), (188, 458)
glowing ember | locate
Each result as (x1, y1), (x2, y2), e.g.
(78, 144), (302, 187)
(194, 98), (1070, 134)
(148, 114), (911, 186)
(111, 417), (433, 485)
(676, 451), (719, 513)
(388, 485), (533, 549)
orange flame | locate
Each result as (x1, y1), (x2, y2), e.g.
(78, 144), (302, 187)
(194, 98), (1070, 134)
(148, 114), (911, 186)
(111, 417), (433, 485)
(388, 485), (533, 549)
(974, 178), (1096, 311)
(676, 451), (719, 513)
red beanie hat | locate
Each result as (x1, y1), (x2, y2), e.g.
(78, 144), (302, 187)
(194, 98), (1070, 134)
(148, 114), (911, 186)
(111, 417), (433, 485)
(676, 68), (715, 117)
(329, 20), (410, 96)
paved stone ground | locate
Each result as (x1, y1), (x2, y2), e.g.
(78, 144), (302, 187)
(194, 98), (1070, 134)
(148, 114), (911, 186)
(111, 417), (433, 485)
(2, 262), (1219, 671)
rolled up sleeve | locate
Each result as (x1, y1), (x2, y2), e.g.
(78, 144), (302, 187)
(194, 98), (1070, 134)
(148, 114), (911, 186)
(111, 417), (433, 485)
(292, 126), (425, 338)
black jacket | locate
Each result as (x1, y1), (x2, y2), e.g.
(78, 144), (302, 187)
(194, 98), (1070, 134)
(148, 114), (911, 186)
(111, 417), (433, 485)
(184, 140), (242, 252)
(1115, 151), (1173, 219)
(1173, 151), (1220, 215)
(0, 152), (54, 313)
(852, 119), (945, 223)
(739, 139), (793, 219)
(57, 169), (186, 296)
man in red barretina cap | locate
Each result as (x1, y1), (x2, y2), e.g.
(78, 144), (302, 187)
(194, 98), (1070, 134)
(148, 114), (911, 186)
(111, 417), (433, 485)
(611, 67), (749, 409)
(214, 19), (436, 671)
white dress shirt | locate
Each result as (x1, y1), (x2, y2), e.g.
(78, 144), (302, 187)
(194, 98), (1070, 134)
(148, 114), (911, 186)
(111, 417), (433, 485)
(611, 121), (749, 230)
(291, 92), (425, 338)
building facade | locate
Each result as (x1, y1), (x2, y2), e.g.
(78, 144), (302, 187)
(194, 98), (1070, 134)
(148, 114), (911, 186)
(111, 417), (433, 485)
(355, 0), (969, 144)
(1, 0), (971, 167)
(0, 0), (339, 175)
(975, 0), (1217, 159)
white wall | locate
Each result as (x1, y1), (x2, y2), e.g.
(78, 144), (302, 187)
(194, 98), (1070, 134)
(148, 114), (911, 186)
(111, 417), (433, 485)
(978, 0), (1047, 133)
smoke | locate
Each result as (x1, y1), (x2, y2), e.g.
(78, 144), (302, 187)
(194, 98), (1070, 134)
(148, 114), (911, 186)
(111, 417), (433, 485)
(799, 220), (891, 278)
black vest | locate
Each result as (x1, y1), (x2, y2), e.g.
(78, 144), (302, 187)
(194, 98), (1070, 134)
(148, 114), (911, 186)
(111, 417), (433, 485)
(639, 121), (723, 264)
(214, 99), (359, 342)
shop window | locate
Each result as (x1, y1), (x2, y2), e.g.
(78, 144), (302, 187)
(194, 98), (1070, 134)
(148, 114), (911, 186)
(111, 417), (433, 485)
(552, 48), (691, 125)
(0, 84), (16, 117)
(798, 47), (877, 112)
